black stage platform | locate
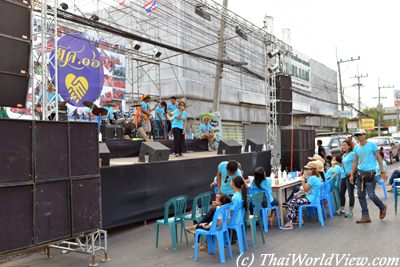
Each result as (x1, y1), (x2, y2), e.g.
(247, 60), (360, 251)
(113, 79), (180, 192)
(101, 151), (271, 229)
(105, 139), (209, 158)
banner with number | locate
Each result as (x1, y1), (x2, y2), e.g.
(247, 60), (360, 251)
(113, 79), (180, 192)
(49, 33), (104, 107)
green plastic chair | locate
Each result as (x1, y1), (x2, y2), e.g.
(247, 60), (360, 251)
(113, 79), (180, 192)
(247, 192), (265, 248)
(182, 192), (212, 241)
(184, 192), (212, 223)
(329, 177), (340, 211)
(155, 195), (189, 251)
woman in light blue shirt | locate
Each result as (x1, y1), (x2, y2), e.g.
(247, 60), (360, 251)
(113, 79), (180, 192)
(155, 101), (167, 139)
(172, 101), (187, 156)
(230, 176), (248, 225)
(339, 140), (356, 217)
(283, 161), (322, 229)
(250, 167), (279, 226)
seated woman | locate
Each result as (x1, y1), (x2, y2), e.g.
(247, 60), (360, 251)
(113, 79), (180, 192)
(249, 167), (280, 226)
(282, 161), (323, 229)
(199, 117), (215, 151)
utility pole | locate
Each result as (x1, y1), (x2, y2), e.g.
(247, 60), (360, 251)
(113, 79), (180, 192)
(336, 50), (360, 132)
(350, 72), (368, 128)
(373, 79), (394, 135)
(212, 0), (228, 112)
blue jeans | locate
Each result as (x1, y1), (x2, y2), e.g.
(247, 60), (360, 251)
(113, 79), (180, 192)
(389, 170), (400, 187)
(155, 120), (165, 138)
(356, 174), (385, 216)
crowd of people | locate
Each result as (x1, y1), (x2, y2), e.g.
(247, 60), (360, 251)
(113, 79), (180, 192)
(184, 128), (389, 248)
(137, 95), (216, 155)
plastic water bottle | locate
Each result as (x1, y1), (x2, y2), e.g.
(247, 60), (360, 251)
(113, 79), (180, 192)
(262, 144), (267, 151)
(98, 132), (102, 142)
(283, 170), (288, 182)
(248, 145), (252, 152)
(196, 206), (201, 217)
(271, 173), (278, 185)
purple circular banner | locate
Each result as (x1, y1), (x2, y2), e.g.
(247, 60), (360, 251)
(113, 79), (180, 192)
(49, 33), (104, 107)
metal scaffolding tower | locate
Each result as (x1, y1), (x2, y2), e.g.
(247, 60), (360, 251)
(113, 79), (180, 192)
(32, 0), (59, 120)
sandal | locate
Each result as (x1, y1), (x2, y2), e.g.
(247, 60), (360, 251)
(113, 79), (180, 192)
(344, 211), (353, 218)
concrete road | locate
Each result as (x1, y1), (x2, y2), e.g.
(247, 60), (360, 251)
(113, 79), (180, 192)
(2, 163), (399, 267)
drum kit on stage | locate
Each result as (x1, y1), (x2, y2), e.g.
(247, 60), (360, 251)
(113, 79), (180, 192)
(83, 101), (141, 138)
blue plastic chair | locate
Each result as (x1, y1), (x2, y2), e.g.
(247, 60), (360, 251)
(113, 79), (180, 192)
(228, 201), (248, 254)
(298, 186), (324, 228)
(376, 176), (388, 199)
(194, 203), (233, 263)
(394, 178), (400, 214)
(248, 187), (280, 232)
(320, 179), (334, 218)
(155, 195), (189, 251)
(247, 192), (265, 248)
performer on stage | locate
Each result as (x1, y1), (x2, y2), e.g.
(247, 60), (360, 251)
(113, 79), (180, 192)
(166, 96), (177, 137)
(172, 101), (187, 157)
(199, 117), (215, 151)
(155, 101), (167, 139)
(37, 81), (69, 121)
(140, 95), (152, 137)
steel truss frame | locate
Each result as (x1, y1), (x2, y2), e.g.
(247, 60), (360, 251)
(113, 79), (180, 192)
(48, 229), (111, 267)
(32, 0), (59, 120)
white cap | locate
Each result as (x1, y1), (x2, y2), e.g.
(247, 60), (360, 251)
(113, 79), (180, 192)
(354, 129), (367, 135)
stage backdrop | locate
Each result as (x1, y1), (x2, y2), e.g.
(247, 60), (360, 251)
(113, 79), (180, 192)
(101, 151), (271, 229)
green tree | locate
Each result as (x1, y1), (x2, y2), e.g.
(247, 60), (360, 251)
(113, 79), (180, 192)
(362, 107), (382, 123)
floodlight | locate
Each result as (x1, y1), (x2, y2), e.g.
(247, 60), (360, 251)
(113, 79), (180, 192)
(267, 48), (280, 59)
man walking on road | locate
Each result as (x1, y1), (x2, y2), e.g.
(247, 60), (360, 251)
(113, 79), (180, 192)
(350, 129), (387, 223)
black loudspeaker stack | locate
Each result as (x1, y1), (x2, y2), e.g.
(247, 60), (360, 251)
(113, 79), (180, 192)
(275, 75), (293, 127)
(0, 120), (101, 254)
(280, 129), (316, 171)
(139, 141), (170, 162)
(217, 140), (242, 155)
(0, 0), (31, 107)
(245, 138), (263, 152)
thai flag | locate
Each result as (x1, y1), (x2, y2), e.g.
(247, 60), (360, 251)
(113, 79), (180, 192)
(143, 0), (158, 15)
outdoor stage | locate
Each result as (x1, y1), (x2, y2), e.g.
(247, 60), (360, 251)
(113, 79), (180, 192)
(100, 150), (271, 229)
(104, 139), (209, 158)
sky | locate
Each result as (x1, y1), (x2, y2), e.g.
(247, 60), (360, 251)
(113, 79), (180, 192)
(221, 0), (400, 110)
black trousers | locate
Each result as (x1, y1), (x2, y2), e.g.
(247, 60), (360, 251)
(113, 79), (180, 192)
(196, 206), (217, 228)
(172, 127), (185, 154)
(339, 177), (355, 208)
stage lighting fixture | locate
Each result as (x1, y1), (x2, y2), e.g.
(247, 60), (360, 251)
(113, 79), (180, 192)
(90, 14), (100, 22)
(267, 48), (281, 59)
(60, 2), (68, 10)
(133, 41), (141, 50)
(235, 26), (248, 41)
(195, 5), (211, 21)
(267, 63), (280, 74)
(153, 48), (162, 58)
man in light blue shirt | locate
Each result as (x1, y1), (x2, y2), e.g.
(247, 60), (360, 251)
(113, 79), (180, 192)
(199, 117), (215, 151)
(350, 129), (387, 223)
